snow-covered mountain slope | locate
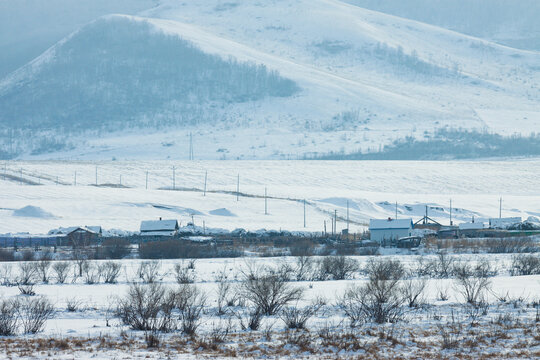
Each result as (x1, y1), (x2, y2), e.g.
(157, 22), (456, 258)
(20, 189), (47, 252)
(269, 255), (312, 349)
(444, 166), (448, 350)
(0, 0), (539, 160)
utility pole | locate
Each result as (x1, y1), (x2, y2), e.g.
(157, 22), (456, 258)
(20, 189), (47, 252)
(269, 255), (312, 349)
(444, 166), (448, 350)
(74, 171), (77, 186)
(265, 187), (268, 215)
(499, 197), (502, 219)
(145, 171), (148, 190)
(303, 199), (306, 228)
(172, 166), (176, 190)
(119, 175), (122, 186)
(347, 200), (350, 233)
(20, 168), (22, 185)
(203, 171), (207, 196)
(95, 166), (98, 186)
(395, 201), (398, 219)
(450, 199), (453, 225)
(56, 176), (58, 185)
(236, 174), (239, 201)
(334, 210), (337, 235)
(189, 132), (194, 160)
(324, 220), (326, 236)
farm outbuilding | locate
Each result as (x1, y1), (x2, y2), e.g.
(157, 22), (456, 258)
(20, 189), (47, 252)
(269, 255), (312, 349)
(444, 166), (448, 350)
(140, 219), (179, 236)
(369, 218), (413, 244)
(489, 217), (522, 229)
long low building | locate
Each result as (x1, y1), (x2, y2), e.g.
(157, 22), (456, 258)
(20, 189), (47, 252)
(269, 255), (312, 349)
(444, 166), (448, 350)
(369, 218), (413, 244)
(140, 219), (179, 237)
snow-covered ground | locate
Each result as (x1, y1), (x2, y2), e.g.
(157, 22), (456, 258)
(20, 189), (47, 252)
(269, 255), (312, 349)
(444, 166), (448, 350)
(1, 159), (539, 235)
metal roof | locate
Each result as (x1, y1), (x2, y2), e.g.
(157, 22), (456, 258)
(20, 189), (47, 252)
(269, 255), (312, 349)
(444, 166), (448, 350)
(140, 219), (178, 232)
(369, 218), (413, 230)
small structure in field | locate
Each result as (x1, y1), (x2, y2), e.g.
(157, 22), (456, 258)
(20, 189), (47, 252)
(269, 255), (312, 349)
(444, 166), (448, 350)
(140, 219), (179, 236)
(48, 226), (101, 246)
(489, 217), (522, 229)
(369, 218), (413, 245)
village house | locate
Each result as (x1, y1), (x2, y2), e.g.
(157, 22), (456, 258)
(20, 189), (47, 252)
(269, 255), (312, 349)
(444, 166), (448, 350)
(369, 218), (413, 245)
(140, 218), (179, 237)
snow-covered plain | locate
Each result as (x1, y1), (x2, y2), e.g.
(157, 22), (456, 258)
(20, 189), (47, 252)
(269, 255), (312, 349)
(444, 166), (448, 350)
(1, 159), (539, 235)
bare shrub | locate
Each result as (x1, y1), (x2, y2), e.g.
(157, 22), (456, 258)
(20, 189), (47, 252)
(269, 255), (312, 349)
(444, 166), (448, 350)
(0, 264), (13, 286)
(174, 262), (195, 284)
(241, 272), (304, 315)
(401, 277), (427, 308)
(18, 284), (36, 296)
(340, 259), (405, 325)
(178, 285), (206, 336)
(235, 307), (263, 331)
(99, 261), (122, 284)
(82, 261), (100, 284)
(0, 298), (19, 335)
(17, 262), (37, 285)
(18, 296), (55, 334)
(137, 260), (162, 283)
(453, 262), (492, 304)
(215, 270), (233, 315)
(438, 311), (462, 349)
(35, 257), (51, 283)
(52, 262), (71, 284)
(66, 297), (83, 312)
(117, 282), (176, 332)
(317, 256), (358, 280)
(294, 256), (315, 281)
(280, 299), (324, 329)
(510, 254), (540, 276)
(72, 250), (90, 277)
(436, 284), (449, 301)
(433, 252), (454, 278)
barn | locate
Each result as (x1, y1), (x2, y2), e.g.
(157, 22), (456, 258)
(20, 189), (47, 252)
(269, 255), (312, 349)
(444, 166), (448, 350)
(369, 218), (413, 244)
(140, 219), (179, 236)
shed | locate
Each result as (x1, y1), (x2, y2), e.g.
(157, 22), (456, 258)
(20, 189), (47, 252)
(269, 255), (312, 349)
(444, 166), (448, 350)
(369, 218), (413, 245)
(140, 219), (179, 236)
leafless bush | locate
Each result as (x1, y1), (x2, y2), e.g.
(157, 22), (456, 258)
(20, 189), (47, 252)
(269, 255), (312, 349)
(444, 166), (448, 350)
(401, 277), (427, 308)
(433, 252), (455, 278)
(0, 298), (19, 335)
(99, 261), (122, 284)
(294, 256), (315, 281)
(339, 259), (405, 325)
(241, 271), (304, 315)
(116, 282), (177, 332)
(510, 254), (540, 276)
(178, 285), (206, 336)
(174, 262), (195, 284)
(17, 262), (37, 285)
(35, 257), (51, 283)
(0, 264), (13, 286)
(82, 261), (100, 284)
(317, 256), (359, 280)
(73, 250), (90, 277)
(137, 260), (162, 283)
(464, 299), (489, 324)
(235, 307), (263, 331)
(18, 284), (36, 296)
(453, 262), (492, 304)
(18, 296), (55, 334)
(280, 299), (324, 329)
(215, 270), (233, 315)
(438, 311), (462, 349)
(436, 284), (449, 301)
(66, 297), (83, 312)
(52, 261), (71, 284)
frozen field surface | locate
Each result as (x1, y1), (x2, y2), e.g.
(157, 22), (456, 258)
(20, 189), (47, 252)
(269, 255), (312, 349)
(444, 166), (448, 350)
(0, 159), (539, 234)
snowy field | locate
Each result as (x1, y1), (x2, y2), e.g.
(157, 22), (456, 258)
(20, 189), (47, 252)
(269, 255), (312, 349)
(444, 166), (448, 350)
(1, 159), (540, 235)
(1, 253), (540, 358)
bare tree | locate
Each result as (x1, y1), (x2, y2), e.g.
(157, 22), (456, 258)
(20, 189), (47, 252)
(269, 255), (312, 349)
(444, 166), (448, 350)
(0, 264), (13, 286)
(52, 261), (71, 284)
(215, 270), (233, 315)
(17, 262), (37, 285)
(510, 254), (540, 276)
(178, 285), (206, 336)
(18, 296), (55, 334)
(82, 261), (100, 284)
(35, 254), (52, 283)
(241, 271), (303, 315)
(294, 256), (315, 281)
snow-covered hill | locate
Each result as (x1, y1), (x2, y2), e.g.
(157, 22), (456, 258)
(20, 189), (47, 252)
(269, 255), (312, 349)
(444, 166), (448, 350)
(0, 0), (539, 160)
